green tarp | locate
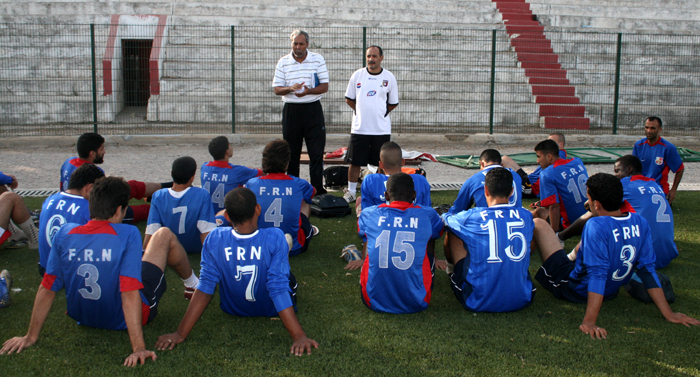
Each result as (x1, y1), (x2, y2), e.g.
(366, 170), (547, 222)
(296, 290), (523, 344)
(436, 147), (700, 169)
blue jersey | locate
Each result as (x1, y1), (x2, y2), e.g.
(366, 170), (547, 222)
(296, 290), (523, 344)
(360, 173), (431, 211)
(570, 213), (660, 299)
(146, 187), (217, 254)
(449, 164), (522, 214)
(198, 227), (295, 317)
(60, 157), (104, 192)
(539, 157), (588, 229)
(621, 175), (677, 269)
(246, 173), (315, 256)
(38, 192), (91, 269)
(41, 221), (145, 331)
(443, 205), (534, 312)
(358, 201), (443, 314)
(632, 137), (684, 194)
(201, 161), (262, 213)
(529, 149), (567, 197)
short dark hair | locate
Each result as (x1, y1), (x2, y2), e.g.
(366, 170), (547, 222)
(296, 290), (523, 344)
(645, 116), (663, 128)
(224, 187), (257, 225)
(208, 136), (230, 161)
(479, 149), (502, 165)
(380, 141), (402, 168)
(67, 163), (105, 190)
(171, 156), (197, 184)
(615, 155), (643, 176)
(367, 45), (383, 56)
(76, 133), (105, 159)
(386, 172), (415, 202)
(534, 139), (559, 157)
(89, 177), (130, 220)
(262, 139), (290, 174)
(484, 167), (513, 199)
(549, 132), (566, 146)
(587, 173), (623, 212)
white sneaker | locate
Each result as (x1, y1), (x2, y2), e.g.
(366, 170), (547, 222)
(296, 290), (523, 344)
(555, 232), (566, 249)
(343, 189), (357, 204)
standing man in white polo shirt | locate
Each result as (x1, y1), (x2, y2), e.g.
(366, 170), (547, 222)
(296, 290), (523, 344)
(273, 30), (330, 195)
(343, 45), (399, 203)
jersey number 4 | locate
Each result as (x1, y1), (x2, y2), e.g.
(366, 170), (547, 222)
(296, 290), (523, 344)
(203, 182), (225, 209)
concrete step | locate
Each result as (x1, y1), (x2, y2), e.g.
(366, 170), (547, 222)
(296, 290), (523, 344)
(538, 14), (700, 32)
(530, 3), (700, 21)
(541, 116), (589, 130)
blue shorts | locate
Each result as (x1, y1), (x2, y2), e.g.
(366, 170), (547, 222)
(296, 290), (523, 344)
(535, 249), (586, 303)
(140, 261), (167, 324)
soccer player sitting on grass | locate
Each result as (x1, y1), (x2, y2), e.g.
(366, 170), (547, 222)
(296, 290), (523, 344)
(155, 187), (318, 356)
(346, 173), (443, 314)
(59, 132), (172, 223)
(534, 139), (588, 232)
(532, 173), (700, 339)
(502, 132), (567, 198)
(449, 149), (522, 215)
(443, 167), (535, 312)
(144, 156), (217, 254)
(245, 140), (317, 257)
(0, 177), (201, 366)
(0, 189), (39, 250)
(201, 136), (262, 213)
(38, 164), (104, 276)
(357, 141), (431, 217)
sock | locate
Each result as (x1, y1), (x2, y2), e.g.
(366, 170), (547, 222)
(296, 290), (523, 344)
(516, 168), (530, 185)
(7, 222), (25, 241)
(348, 181), (358, 192)
(18, 219), (39, 245)
(181, 270), (199, 289)
(161, 182), (174, 189)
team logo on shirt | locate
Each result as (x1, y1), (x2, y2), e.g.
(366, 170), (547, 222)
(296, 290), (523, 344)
(357, 83), (361, 88)
(655, 157), (664, 165)
(46, 214), (67, 247)
(367, 90), (377, 96)
(382, 80), (388, 87)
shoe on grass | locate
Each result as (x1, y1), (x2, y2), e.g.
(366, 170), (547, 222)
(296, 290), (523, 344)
(340, 244), (361, 262)
(343, 189), (357, 204)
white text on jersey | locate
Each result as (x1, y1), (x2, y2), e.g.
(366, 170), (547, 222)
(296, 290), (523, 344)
(225, 246), (262, 261)
(259, 187), (293, 196)
(202, 172), (229, 182)
(479, 209), (522, 222)
(48, 199), (82, 215)
(612, 225), (640, 242)
(68, 248), (112, 262)
(559, 164), (586, 180)
(377, 216), (419, 229)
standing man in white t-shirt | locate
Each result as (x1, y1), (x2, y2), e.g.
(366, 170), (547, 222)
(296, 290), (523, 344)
(343, 45), (399, 203)
(273, 30), (330, 195)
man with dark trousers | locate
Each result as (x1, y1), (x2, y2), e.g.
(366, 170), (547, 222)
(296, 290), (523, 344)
(273, 30), (329, 195)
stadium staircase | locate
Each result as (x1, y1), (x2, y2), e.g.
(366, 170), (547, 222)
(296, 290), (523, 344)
(492, 0), (589, 130)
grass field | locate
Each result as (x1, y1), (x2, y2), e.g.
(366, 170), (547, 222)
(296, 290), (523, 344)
(1, 191), (700, 376)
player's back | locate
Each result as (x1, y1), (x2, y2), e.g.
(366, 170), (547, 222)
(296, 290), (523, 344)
(147, 187), (216, 253)
(360, 173), (431, 210)
(358, 202), (443, 314)
(43, 221), (144, 330)
(443, 205), (534, 312)
(246, 174), (315, 252)
(38, 192), (91, 270)
(621, 175), (677, 268)
(449, 165), (522, 214)
(539, 157), (588, 228)
(59, 158), (103, 192)
(199, 226), (294, 317)
(201, 161), (261, 212)
(570, 213), (657, 299)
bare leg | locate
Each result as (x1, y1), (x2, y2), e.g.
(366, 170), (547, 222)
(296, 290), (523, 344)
(532, 218), (564, 263)
(348, 165), (361, 185)
(0, 192), (31, 229)
(558, 211), (592, 241)
(443, 232), (467, 265)
(143, 182), (163, 198)
(530, 206), (548, 220)
(501, 155), (522, 171)
(142, 227), (194, 280)
(301, 202), (311, 218)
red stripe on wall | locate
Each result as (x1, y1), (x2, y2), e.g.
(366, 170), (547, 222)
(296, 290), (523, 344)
(102, 14), (121, 96)
(149, 15), (167, 95)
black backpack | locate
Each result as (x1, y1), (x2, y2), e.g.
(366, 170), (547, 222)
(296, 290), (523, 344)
(323, 166), (349, 188)
(311, 194), (351, 218)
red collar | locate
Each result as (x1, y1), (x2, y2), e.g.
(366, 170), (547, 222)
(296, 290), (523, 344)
(630, 174), (655, 182)
(68, 220), (117, 235)
(260, 173), (293, 180)
(642, 138), (666, 147)
(552, 157), (574, 168)
(205, 161), (232, 169)
(378, 201), (414, 210)
(70, 158), (93, 167)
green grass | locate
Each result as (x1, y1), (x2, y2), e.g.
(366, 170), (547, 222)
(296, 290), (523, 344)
(1, 192), (700, 376)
